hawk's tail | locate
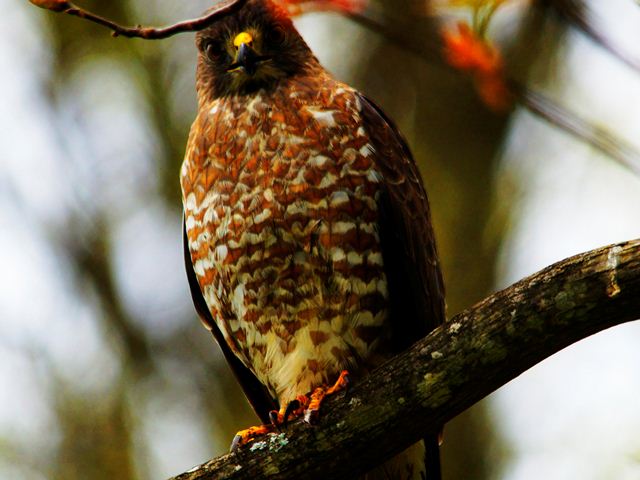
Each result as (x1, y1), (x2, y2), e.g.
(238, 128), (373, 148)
(424, 432), (442, 480)
(361, 435), (440, 480)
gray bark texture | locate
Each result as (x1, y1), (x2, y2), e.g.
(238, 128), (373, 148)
(170, 238), (640, 480)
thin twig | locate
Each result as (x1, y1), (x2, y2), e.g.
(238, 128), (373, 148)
(29, 0), (248, 39)
(515, 85), (640, 175)
(544, 0), (640, 75)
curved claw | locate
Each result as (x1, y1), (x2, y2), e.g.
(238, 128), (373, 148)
(303, 370), (351, 425)
(230, 434), (243, 453)
(304, 407), (320, 425)
(282, 398), (301, 427)
(268, 410), (281, 431)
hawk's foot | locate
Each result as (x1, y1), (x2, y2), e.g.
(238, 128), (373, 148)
(231, 394), (310, 451)
(268, 395), (309, 427)
(304, 369), (350, 424)
(232, 371), (350, 450)
(230, 424), (276, 452)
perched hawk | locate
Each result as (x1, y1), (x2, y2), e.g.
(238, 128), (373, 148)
(181, 0), (445, 478)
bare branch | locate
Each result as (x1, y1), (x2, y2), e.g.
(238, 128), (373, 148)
(28, 0), (248, 39)
(169, 238), (640, 480)
(545, 0), (640, 75)
(514, 85), (640, 176)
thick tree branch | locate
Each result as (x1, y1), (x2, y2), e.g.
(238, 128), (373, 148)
(169, 238), (640, 480)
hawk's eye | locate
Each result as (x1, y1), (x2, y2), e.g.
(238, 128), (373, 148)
(265, 25), (286, 45)
(203, 41), (224, 62)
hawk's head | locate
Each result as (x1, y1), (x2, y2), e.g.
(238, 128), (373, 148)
(195, 0), (318, 101)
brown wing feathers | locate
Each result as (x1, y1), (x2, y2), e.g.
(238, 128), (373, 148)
(358, 93), (446, 345)
(183, 220), (278, 423)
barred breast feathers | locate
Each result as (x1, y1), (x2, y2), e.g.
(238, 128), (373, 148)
(181, 73), (390, 402)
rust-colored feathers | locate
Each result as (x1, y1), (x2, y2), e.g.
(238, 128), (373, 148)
(181, 1), (444, 478)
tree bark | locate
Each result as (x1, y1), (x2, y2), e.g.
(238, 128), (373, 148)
(169, 238), (640, 480)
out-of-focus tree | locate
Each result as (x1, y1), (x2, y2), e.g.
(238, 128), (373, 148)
(2, 0), (639, 479)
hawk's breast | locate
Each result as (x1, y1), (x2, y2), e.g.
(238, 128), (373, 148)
(181, 77), (390, 401)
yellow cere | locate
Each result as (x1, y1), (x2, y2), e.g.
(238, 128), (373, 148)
(233, 32), (253, 48)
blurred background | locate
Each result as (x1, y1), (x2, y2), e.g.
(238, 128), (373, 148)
(1, 0), (639, 479)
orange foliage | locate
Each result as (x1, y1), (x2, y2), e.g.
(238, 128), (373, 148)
(442, 21), (513, 112)
(276, 0), (368, 15)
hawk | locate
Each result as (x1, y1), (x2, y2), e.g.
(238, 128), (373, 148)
(181, 1), (445, 478)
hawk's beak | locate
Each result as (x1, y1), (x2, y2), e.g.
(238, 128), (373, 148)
(228, 32), (264, 76)
(235, 42), (260, 75)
